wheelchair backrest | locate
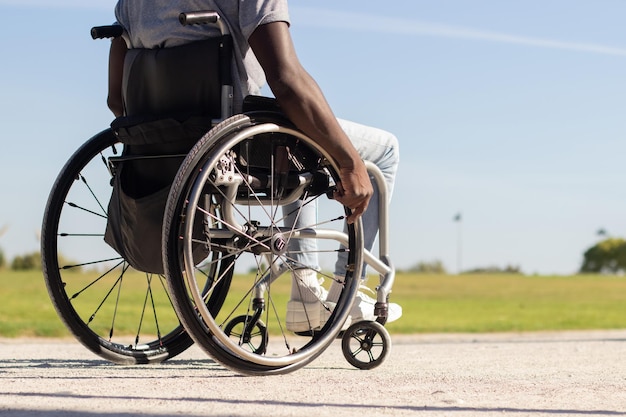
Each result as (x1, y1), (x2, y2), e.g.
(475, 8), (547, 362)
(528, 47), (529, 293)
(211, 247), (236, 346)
(105, 37), (229, 274)
(122, 38), (223, 120)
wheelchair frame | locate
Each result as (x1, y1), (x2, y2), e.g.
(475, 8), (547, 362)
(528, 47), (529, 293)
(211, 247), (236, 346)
(41, 10), (396, 375)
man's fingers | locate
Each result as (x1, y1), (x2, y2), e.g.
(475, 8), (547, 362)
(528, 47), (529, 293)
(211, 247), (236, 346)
(333, 173), (372, 223)
(335, 191), (368, 224)
(346, 202), (368, 224)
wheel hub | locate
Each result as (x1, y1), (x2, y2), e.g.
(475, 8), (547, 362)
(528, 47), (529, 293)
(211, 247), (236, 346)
(360, 339), (373, 351)
(271, 233), (288, 255)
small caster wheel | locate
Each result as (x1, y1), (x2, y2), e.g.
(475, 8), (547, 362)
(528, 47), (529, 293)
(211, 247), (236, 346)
(224, 315), (268, 354)
(341, 320), (391, 370)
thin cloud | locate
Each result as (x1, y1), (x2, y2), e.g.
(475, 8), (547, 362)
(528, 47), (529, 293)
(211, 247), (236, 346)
(5, 2), (623, 57)
(292, 7), (626, 57)
(0, 0), (114, 10)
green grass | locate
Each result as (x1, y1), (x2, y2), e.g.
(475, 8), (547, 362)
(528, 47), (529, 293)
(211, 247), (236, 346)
(385, 273), (626, 333)
(0, 270), (63, 337)
(1, 270), (625, 337)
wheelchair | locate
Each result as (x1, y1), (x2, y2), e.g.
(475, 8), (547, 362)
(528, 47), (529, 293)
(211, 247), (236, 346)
(41, 11), (396, 375)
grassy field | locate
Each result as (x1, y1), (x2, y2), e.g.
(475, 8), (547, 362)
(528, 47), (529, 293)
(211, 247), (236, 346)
(1, 270), (625, 337)
(385, 273), (626, 334)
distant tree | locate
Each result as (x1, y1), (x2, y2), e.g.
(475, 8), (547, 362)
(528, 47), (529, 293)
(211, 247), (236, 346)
(408, 260), (447, 274)
(580, 238), (626, 274)
(0, 247), (5, 269)
(464, 264), (522, 274)
(618, 244), (626, 271)
(11, 252), (42, 271)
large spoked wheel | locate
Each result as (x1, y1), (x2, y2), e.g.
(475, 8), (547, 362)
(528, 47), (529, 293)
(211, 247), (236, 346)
(164, 113), (364, 375)
(41, 129), (193, 364)
(341, 320), (391, 370)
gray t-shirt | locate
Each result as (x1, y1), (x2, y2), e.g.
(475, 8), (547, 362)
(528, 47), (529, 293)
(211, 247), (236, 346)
(115, 0), (290, 111)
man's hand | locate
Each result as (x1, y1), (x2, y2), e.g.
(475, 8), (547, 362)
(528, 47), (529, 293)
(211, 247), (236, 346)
(333, 162), (373, 224)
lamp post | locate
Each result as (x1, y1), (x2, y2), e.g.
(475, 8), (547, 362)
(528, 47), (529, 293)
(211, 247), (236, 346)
(453, 213), (462, 274)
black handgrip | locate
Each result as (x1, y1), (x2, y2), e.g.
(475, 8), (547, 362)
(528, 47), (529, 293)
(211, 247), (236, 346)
(179, 11), (220, 26)
(91, 25), (124, 40)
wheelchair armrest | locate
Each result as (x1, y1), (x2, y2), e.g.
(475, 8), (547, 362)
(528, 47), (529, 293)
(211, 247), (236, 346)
(242, 95), (282, 113)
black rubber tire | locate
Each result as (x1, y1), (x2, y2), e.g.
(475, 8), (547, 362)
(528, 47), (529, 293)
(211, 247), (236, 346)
(341, 320), (391, 370)
(41, 129), (193, 364)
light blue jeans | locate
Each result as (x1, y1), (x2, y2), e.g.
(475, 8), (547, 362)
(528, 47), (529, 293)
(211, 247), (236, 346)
(283, 118), (400, 278)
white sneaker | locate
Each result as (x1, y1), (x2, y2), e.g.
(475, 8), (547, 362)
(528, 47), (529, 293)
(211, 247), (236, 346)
(286, 300), (336, 332)
(350, 289), (402, 323)
(286, 290), (401, 333)
(291, 269), (328, 301)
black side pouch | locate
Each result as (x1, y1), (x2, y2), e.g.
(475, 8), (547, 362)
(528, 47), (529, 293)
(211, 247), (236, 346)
(104, 171), (171, 274)
(104, 117), (211, 274)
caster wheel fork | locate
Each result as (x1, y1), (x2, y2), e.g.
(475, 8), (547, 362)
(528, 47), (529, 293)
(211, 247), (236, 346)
(224, 315), (269, 355)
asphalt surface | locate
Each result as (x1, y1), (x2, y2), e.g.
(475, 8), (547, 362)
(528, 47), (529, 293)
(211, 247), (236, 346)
(1, 331), (626, 416)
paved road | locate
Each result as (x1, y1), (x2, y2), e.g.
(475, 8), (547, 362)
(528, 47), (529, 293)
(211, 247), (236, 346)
(1, 331), (625, 416)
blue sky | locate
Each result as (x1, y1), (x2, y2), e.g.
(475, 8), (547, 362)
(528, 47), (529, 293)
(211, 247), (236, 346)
(0, 0), (624, 275)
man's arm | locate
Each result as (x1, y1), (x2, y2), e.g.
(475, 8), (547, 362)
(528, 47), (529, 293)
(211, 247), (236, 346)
(248, 22), (372, 223)
(108, 37), (127, 118)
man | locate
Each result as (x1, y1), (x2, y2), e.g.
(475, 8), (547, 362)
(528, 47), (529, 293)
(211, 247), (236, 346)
(108, 0), (401, 330)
